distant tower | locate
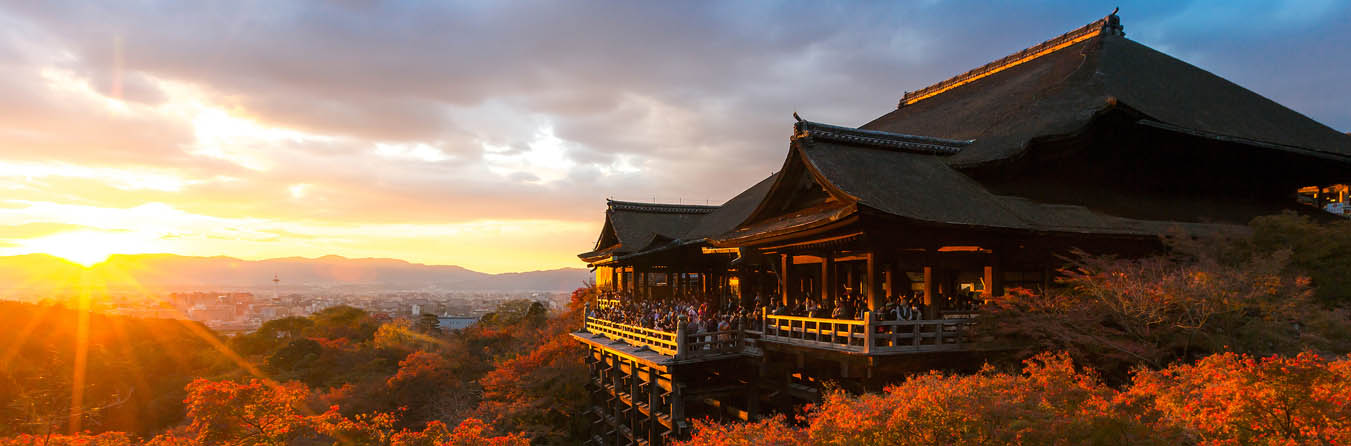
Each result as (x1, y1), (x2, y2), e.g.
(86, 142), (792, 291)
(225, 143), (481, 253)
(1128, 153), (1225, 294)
(272, 274), (280, 302)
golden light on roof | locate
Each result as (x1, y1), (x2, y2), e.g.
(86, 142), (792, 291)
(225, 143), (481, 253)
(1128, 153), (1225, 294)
(901, 11), (1123, 107)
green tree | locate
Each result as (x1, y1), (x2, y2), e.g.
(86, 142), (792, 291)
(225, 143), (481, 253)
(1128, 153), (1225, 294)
(307, 306), (380, 342)
(478, 301), (547, 329)
(266, 338), (322, 374)
(414, 314), (441, 334)
(1244, 213), (1351, 306)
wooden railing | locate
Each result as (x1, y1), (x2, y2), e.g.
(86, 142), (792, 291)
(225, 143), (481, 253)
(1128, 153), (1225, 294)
(595, 297), (621, 311)
(584, 315), (744, 360)
(582, 303), (975, 358)
(760, 314), (868, 351)
(584, 316), (681, 356)
(760, 310), (974, 354)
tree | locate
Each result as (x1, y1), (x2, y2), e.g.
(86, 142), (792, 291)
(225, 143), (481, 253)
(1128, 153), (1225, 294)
(265, 338), (322, 374)
(13, 378), (535, 446)
(476, 336), (587, 445)
(477, 301), (547, 329)
(0, 431), (137, 446)
(180, 379), (328, 446)
(1129, 351), (1351, 446)
(414, 314), (441, 335)
(307, 306), (380, 342)
(681, 352), (1182, 446)
(1244, 213), (1351, 306)
(386, 351), (477, 429)
(373, 320), (440, 353)
(681, 352), (1351, 446)
(981, 238), (1350, 380)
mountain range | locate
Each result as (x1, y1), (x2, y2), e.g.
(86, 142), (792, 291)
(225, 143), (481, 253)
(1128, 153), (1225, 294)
(0, 254), (592, 293)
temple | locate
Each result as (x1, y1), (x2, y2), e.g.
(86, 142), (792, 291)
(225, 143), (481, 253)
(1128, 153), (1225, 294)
(574, 11), (1351, 446)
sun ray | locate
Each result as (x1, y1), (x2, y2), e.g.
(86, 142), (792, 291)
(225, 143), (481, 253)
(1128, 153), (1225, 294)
(67, 269), (93, 433)
(103, 311), (153, 432)
(0, 302), (55, 367)
(86, 260), (326, 421)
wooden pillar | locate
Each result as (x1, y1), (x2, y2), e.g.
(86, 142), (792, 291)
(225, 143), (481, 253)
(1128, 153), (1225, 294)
(780, 254), (791, 306)
(822, 253), (836, 303)
(884, 260), (896, 301)
(754, 268), (765, 306)
(639, 268), (648, 299)
(982, 265), (994, 298)
(647, 368), (659, 445)
(844, 263), (854, 297)
(609, 356), (621, 443)
(670, 384), (685, 440)
(866, 252), (880, 310)
(922, 266), (934, 308)
(630, 363), (639, 439)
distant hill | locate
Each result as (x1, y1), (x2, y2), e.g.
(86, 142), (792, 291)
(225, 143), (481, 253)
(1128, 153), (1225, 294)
(0, 253), (591, 293)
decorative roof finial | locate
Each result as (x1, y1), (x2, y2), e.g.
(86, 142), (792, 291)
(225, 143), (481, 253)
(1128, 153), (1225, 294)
(793, 111), (803, 122)
(1103, 8), (1125, 36)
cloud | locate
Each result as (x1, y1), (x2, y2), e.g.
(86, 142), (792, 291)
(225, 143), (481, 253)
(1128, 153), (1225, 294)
(0, 1), (1346, 270)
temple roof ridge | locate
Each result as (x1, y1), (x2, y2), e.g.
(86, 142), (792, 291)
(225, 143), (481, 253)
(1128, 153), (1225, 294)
(792, 118), (973, 155)
(899, 10), (1124, 108)
(606, 199), (718, 214)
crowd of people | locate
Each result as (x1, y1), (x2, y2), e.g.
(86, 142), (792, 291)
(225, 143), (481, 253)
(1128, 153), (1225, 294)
(588, 287), (987, 335)
(590, 290), (750, 334)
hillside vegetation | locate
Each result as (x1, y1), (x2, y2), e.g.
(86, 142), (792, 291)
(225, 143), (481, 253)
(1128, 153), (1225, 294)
(3, 213), (1349, 445)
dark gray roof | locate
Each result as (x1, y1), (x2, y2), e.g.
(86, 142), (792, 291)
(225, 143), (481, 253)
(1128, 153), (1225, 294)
(792, 120), (972, 155)
(862, 14), (1351, 167)
(579, 201), (715, 261)
(683, 174), (779, 240)
(713, 130), (1242, 244)
(806, 139), (1233, 234)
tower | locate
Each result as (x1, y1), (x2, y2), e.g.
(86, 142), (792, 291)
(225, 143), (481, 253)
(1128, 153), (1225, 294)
(272, 274), (280, 302)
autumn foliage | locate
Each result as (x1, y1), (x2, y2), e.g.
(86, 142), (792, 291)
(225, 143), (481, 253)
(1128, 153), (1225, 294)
(981, 220), (1351, 381)
(0, 378), (528, 446)
(681, 351), (1351, 446)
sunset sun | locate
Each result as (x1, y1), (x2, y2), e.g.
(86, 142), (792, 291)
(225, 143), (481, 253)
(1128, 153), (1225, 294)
(20, 230), (155, 267)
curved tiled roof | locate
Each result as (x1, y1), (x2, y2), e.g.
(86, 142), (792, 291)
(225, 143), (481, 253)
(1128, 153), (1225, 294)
(712, 135), (1245, 245)
(579, 200), (716, 262)
(863, 14), (1351, 167)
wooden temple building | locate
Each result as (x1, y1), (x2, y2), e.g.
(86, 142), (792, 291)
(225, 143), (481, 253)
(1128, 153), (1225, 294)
(573, 12), (1351, 446)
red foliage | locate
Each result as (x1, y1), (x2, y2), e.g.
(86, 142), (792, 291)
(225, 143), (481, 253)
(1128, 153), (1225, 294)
(980, 246), (1344, 382)
(181, 378), (331, 446)
(1129, 352), (1351, 445)
(680, 352), (1351, 446)
(0, 432), (137, 446)
(476, 336), (587, 444)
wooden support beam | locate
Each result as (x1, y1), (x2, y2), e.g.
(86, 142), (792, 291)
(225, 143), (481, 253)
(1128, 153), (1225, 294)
(630, 361), (639, 438)
(922, 266), (934, 308)
(982, 265), (994, 298)
(866, 252), (879, 311)
(648, 367), (659, 446)
(884, 259), (896, 300)
(844, 262), (854, 296)
(822, 254), (836, 303)
(638, 269), (647, 299)
(780, 254), (791, 306)
(988, 252), (1003, 297)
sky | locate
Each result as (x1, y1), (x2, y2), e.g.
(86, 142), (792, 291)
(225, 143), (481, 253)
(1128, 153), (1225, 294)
(0, 1), (1347, 273)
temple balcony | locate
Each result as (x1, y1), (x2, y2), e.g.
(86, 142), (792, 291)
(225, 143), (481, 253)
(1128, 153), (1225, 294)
(576, 302), (979, 363)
